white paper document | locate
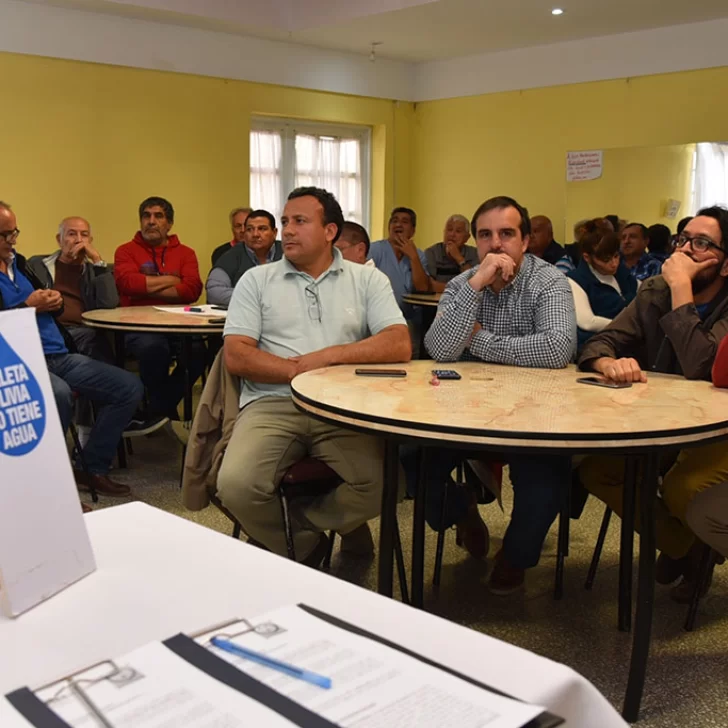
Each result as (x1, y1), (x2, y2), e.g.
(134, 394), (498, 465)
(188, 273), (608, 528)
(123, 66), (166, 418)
(153, 305), (227, 317)
(35, 641), (299, 727)
(196, 605), (544, 728)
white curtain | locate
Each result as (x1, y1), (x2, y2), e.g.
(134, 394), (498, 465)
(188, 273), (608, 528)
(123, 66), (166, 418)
(294, 134), (363, 224)
(250, 131), (283, 226)
(693, 142), (728, 213)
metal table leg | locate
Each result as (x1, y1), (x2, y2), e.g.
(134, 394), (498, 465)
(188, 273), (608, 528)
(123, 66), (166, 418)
(619, 456), (638, 632)
(622, 452), (658, 722)
(554, 466), (571, 600)
(377, 439), (399, 597)
(411, 447), (428, 608)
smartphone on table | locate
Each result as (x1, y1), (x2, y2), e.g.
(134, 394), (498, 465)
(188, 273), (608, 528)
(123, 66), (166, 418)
(432, 369), (462, 380)
(576, 376), (632, 389)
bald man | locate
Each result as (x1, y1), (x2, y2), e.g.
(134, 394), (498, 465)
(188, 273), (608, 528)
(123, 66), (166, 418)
(27, 216), (118, 360)
(529, 215), (566, 265)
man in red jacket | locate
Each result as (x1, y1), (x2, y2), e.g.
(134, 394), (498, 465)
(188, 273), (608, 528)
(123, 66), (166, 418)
(114, 197), (206, 422)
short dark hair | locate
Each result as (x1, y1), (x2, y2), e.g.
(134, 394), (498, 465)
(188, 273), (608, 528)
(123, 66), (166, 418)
(605, 215), (620, 231)
(287, 187), (344, 243)
(581, 230), (620, 260)
(139, 196), (174, 223)
(647, 224), (672, 255)
(389, 207), (417, 229)
(470, 196), (531, 239)
(623, 222), (649, 239)
(696, 205), (728, 250)
(677, 216), (693, 235)
(340, 221), (371, 255)
(245, 209), (276, 230)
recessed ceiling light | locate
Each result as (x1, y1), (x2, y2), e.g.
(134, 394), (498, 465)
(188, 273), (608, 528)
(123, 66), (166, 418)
(552, 8), (564, 15)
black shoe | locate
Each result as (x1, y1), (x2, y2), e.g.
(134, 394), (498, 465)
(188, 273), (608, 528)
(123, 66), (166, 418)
(123, 415), (169, 438)
(656, 552), (688, 585)
(301, 534), (330, 569)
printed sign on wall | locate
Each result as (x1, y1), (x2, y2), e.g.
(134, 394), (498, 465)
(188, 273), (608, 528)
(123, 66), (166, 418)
(566, 150), (603, 182)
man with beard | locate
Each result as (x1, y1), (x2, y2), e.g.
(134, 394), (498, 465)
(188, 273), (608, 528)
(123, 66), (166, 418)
(578, 205), (728, 602)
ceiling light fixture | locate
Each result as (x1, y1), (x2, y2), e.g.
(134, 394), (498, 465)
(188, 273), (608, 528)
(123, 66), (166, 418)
(551, 8), (564, 15)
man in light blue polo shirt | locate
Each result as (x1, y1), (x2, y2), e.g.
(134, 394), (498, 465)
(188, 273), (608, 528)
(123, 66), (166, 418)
(217, 186), (411, 565)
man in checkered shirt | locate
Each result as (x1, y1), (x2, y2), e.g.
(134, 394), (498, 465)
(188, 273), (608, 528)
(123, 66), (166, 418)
(417, 196), (576, 595)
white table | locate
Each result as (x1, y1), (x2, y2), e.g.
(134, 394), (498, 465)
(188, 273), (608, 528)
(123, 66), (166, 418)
(1, 503), (627, 727)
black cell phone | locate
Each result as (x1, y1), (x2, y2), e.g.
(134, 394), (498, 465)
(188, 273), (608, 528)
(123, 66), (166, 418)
(432, 369), (462, 380)
(355, 368), (407, 378)
(576, 376), (632, 389)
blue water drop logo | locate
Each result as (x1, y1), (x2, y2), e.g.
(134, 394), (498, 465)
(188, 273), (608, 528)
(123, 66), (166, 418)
(0, 333), (46, 456)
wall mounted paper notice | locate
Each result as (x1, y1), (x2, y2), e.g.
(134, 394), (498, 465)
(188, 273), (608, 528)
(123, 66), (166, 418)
(566, 150), (603, 181)
(0, 308), (95, 617)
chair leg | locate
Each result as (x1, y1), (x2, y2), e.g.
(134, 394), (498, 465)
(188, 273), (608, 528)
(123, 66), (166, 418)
(232, 522), (241, 540)
(394, 517), (410, 605)
(554, 476), (571, 600)
(322, 532), (336, 572)
(125, 438), (134, 456)
(585, 506), (612, 590)
(69, 423), (98, 503)
(279, 492), (297, 561)
(684, 545), (714, 632)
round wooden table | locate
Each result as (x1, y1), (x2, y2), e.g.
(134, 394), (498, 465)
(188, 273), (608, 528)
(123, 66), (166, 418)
(402, 293), (441, 358)
(291, 360), (728, 722)
(82, 307), (225, 422)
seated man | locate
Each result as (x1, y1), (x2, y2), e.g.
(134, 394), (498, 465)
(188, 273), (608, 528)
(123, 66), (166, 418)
(114, 196), (206, 421)
(334, 221), (375, 267)
(578, 206), (728, 601)
(206, 209), (283, 307)
(0, 201), (142, 496)
(27, 216), (117, 361)
(217, 186), (411, 563)
(211, 206), (251, 266)
(529, 215), (566, 266)
(414, 196), (576, 595)
(567, 225), (636, 350)
(425, 214), (479, 292)
(621, 222), (663, 281)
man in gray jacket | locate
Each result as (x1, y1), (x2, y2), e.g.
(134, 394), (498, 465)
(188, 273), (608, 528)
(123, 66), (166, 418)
(28, 216), (118, 360)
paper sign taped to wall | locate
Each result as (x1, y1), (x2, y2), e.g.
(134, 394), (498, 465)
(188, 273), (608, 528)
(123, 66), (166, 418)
(566, 150), (603, 182)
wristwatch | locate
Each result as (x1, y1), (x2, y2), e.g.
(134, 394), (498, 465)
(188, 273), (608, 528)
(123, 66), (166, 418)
(93, 260), (107, 268)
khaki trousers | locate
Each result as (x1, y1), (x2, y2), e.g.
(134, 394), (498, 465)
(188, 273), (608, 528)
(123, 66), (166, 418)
(579, 440), (728, 558)
(216, 397), (384, 559)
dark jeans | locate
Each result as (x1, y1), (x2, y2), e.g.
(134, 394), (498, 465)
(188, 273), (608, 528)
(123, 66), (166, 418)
(67, 325), (115, 363)
(124, 333), (207, 420)
(401, 445), (571, 569)
(47, 353), (143, 474)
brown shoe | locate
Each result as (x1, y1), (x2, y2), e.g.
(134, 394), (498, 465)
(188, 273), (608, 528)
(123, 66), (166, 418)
(455, 496), (489, 560)
(340, 523), (375, 557)
(74, 471), (131, 498)
(488, 550), (525, 595)
(81, 502), (93, 514)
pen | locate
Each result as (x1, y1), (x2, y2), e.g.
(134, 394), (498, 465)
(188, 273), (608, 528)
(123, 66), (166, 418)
(184, 306), (203, 312)
(210, 636), (332, 689)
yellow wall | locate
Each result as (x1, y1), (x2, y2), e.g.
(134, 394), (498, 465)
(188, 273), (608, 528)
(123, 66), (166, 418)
(411, 67), (728, 246)
(565, 144), (695, 236)
(1, 51), (412, 266)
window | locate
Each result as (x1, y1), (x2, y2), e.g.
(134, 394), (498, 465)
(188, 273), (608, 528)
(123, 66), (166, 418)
(692, 142), (728, 214)
(250, 118), (371, 231)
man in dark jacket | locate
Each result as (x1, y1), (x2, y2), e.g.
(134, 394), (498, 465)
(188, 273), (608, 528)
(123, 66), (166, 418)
(27, 216), (118, 361)
(528, 215), (565, 265)
(206, 209), (283, 307)
(0, 201), (142, 497)
(578, 205), (728, 601)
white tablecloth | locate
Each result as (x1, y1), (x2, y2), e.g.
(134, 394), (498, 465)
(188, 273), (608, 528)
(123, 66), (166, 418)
(0, 503), (627, 726)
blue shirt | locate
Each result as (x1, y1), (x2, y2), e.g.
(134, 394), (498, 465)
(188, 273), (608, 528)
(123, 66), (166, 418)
(625, 252), (663, 282)
(368, 240), (431, 318)
(0, 258), (67, 355)
(244, 244), (278, 267)
(224, 247), (406, 409)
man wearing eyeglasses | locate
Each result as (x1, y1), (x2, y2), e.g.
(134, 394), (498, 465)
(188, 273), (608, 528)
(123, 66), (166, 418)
(218, 187), (410, 566)
(0, 201), (143, 498)
(578, 205), (728, 602)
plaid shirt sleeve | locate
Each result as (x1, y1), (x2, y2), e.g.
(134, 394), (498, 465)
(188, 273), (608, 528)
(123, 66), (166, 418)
(424, 272), (481, 361)
(469, 276), (576, 368)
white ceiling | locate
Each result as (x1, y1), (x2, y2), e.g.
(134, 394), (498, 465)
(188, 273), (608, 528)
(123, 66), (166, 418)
(27, 0), (728, 61)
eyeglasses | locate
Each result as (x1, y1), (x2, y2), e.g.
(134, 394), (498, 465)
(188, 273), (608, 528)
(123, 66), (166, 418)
(672, 233), (725, 255)
(305, 284), (322, 322)
(0, 228), (20, 243)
